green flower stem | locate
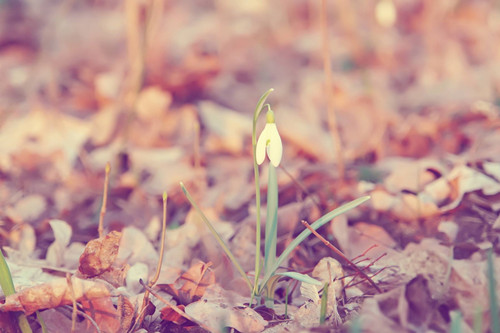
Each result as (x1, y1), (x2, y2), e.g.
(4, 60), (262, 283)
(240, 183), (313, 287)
(264, 163), (278, 276)
(251, 88), (274, 297)
(260, 195), (371, 293)
(180, 183), (253, 291)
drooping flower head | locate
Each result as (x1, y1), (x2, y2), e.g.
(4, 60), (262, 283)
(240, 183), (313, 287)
(256, 109), (283, 167)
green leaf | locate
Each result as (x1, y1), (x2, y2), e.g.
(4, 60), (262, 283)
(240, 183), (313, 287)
(277, 271), (322, 286)
(260, 196), (370, 291)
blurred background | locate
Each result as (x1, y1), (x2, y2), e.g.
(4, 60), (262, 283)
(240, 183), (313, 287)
(0, 0), (500, 248)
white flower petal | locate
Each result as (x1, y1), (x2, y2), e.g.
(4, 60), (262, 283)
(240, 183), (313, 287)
(256, 125), (270, 165)
(256, 122), (283, 166)
(266, 124), (282, 167)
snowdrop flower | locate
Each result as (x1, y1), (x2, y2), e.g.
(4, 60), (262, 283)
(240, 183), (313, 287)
(256, 109), (282, 167)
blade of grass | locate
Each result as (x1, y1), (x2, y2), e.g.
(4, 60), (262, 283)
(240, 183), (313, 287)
(450, 311), (462, 333)
(320, 282), (329, 325)
(487, 248), (499, 333)
(180, 182), (253, 291)
(260, 196), (370, 292)
(284, 285), (289, 319)
(0, 250), (33, 333)
(473, 306), (482, 333)
(277, 271), (321, 285)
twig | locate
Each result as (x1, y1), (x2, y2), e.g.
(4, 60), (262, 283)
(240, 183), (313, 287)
(98, 162), (110, 238)
(189, 262), (211, 301)
(345, 252), (387, 289)
(135, 192), (168, 329)
(300, 220), (381, 293)
(320, 0), (345, 179)
(63, 306), (101, 333)
(66, 274), (77, 333)
(350, 244), (378, 262)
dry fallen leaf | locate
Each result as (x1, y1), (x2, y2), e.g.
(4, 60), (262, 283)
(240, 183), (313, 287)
(0, 276), (111, 315)
(78, 230), (122, 278)
(80, 297), (121, 333)
(185, 285), (267, 333)
(46, 219), (72, 267)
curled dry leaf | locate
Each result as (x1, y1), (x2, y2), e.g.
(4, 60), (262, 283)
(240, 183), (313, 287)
(441, 165), (500, 211)
(0, 276), (110, 315)
(311, 257), (344, 299)
(78, 230), (122, 278)
(46, 219), (72, 267)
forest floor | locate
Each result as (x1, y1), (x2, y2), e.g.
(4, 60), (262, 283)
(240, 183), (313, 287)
(1, 1), (500, 332)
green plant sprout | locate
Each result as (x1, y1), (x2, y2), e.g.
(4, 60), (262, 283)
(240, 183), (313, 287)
(180, 89), (371, 307)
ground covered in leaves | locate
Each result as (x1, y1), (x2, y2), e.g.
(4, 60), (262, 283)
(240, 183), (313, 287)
(1, 0), (500, 332)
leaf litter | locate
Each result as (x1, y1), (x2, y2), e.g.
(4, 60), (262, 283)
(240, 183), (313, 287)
(1, 0), (500, 332)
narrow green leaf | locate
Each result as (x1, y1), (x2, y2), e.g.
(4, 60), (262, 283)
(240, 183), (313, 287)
(180, 182), (253, 291)
(0, 250), (15, 296)
(277, 271), (322, 286)
(473, 306), (482, 333)
(284, 285), (289, 319)
(487, 249), (500, 333)
(320, 282), (329, 324)
(260, 196), (370, 291)
(0, 251), (33, 333)
(450, 311), (462, 333)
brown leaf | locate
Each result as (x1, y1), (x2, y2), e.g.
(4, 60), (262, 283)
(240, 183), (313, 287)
(80, 297), (120, 333)
(0, 276), (110, 315)
(78, 231), (121, 278)
(179, 261), (215, 302)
